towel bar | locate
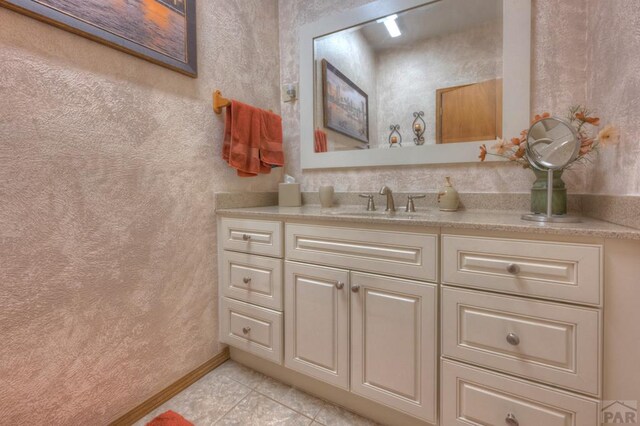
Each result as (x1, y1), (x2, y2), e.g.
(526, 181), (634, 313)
(213, 90), (231, 114)
(213, 90), (274, 114)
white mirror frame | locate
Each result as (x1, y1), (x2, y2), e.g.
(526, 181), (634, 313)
(299, 0), (531, 169)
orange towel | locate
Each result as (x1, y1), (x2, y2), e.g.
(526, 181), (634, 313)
(260, 109), (285, 167)
(222, 100), (284, 177)
(146, 410), (193, 426)
(314, 129), (328, 153)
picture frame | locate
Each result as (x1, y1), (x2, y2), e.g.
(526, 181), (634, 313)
(0, 0), (198, 77)
(322, 59), (369, 144)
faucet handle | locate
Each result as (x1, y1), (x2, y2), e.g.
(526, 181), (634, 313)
(405, 194), (426, 212)
(359, 194), (376, 211)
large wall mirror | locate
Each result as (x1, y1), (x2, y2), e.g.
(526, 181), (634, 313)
(299, 0), (531, 169)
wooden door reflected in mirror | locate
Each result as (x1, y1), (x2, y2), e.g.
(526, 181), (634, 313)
(436, 79), (503, 144)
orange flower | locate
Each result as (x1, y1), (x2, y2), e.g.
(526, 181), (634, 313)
(598, 124), (620, 145)
(580, 136), (594, 148)
(531, 112), (550, 124)
(576, 112), (600, 126)
(512, 146), (526, 159)
(479, 144), (487, 161)
(511, 137), (521, 146)
(492, 138), (512, 155)
(580, 146), (593, 155)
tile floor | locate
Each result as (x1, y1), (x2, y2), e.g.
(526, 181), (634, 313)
(135, 360), (381, 426)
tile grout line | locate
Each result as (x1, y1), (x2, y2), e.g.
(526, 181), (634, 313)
(250, 386), (318, 422)
(222, 369), (336, 424)
(211, 388), (253, 425)
(212, 365), (364, 425)
(216, 369), (318, 423)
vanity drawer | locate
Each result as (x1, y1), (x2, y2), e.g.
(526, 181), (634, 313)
(442, 235), (602, 305)
(220, 297), (283, 364)
(221, 251), (283, 311)
(441, 359), (600, 426)
(442, 287), (601, 395)
(285, 223), (437, 282)
(220, 217), (283, 257)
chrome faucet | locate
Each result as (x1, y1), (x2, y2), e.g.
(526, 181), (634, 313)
(379, 185), (396, 212)
(358, 194), (376, 211)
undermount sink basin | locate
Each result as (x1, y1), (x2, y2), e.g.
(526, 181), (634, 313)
(323, 209), (435, 218)
(325, 210), (390, 216)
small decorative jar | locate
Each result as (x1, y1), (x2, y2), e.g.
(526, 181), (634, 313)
(437, 177), (460, 211)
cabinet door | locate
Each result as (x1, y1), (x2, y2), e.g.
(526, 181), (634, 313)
(350, 272), (437, 423)
(284, 261), (350, 389)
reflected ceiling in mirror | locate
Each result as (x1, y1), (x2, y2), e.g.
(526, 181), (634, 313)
(313, 0), (503, 153)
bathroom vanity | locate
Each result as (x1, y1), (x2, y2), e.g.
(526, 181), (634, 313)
(216, 205), (640, 425)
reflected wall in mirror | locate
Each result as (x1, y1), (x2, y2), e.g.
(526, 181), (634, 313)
(313, 0), (502, 152)
(300, 0), (531, 169)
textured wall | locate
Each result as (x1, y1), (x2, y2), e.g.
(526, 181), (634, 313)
(375, 22), (502, 147)
(279, 0), (588, 193)
(586, 0), (640, 195)
(0, 1), (281, 424)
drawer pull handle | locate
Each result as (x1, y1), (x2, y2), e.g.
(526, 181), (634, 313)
(506, 333), (520, 346)
(242, 277), (251, 284)
(335, 281), (345, 290)
(242, 327), (251, 334)
(505, 413), (519, 426)
(506, 263), (520, 274)
(351, 285), (360, 293)
(242, 234), (252, 241)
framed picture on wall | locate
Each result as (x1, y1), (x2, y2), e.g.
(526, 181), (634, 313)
(0, 0), (198, 77)
(322, 59), (369, 144)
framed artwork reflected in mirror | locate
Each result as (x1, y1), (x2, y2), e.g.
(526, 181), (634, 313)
(322, 59), (370, 146)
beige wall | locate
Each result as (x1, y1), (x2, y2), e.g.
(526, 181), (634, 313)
(0, 0), (282, 424)
(279, 0), (589, 193)
(586, 1), (640, 195)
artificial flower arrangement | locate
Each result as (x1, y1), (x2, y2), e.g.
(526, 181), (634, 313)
(478, 105), (620, 168)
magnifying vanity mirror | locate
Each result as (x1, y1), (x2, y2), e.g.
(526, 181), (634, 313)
(299, 0), (531, 169)
(521, 117), (582, 223)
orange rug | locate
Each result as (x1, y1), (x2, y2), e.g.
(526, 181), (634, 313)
(146, 410), (193, 426)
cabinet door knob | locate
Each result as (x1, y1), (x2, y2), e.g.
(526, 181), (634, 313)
(506, 333), (520, 346)
(505, 413), (519, 426)
(506, 263), (520, 274)
(242, 277), (251, 284)
(351, 285), (361, 293)
(242, 234), (251, 241)
(335, 281), (345, 290)
(242, 326), (251, 334)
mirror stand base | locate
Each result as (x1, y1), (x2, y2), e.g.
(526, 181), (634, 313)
(521, 213), (582, 223)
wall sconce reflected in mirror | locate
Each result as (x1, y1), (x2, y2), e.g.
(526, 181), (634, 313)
(412, 111), (425, 145)
(282, 83), (298, 103)
(388, 124), (402, 147)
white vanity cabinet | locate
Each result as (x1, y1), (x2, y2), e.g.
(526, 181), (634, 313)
(284, 261), (350, 389)
(220, 217), (439, 424)
(284, 262), (438, 421)
(219, 214), (606, 426)
(350, 272), (437, 422)
(218, 218), (284, 363)
(440, 233), (603, 426)
(283, 223), (439, 424)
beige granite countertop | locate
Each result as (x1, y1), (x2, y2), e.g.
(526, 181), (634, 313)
(216, 205), (640, 240)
